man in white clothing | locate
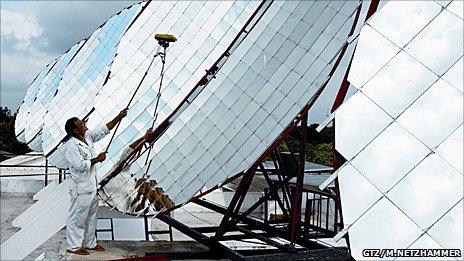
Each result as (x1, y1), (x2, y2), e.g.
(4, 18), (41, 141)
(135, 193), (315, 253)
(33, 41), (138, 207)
(64, 108), (127, 255)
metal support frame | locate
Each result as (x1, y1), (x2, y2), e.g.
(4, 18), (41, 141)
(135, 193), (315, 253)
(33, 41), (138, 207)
(214, 167), (257, 238)
(289, 111), (307, 244)
(44, 158), (48, 186)
(95, 217), (115, 240)
(151, 174), (341, 259)
(260, 164), (290, 221)
(153, 136), (340, 259)
(144, 213), (173, 242)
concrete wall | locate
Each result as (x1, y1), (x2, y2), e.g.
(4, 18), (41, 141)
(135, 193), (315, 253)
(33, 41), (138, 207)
(1, 155), (59, 195)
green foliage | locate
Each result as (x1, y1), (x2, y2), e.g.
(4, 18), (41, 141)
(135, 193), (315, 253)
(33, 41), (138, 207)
(274, 124), (334, 167)
(307, 143), (333, 166)
(0, 107), (31, 161)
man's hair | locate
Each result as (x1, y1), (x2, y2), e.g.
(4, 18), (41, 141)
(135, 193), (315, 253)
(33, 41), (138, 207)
(65, 117), (79, 138)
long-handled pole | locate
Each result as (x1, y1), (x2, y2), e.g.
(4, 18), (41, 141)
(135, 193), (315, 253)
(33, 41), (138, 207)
(99, 40), (174, 214)
(105, 46), (162, 153)
(103, 44), (169, 211)
(141, 45), (167, 177)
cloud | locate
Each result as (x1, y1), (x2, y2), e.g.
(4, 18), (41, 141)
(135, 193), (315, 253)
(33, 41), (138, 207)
(25, 1), (138, 55)
(1, 8), (51, 112)
(0, 50), (51, 112)
(1, 9), (43, 52)
(0, 1), (138, 112)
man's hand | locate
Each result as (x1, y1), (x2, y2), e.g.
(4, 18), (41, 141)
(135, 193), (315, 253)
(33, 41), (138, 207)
(107, 108), (128, 130)
(96, 152), (107, 162)
(91, 152), (107, 165)
(144, 128), (155, 142)
(118, 108), (128, 120)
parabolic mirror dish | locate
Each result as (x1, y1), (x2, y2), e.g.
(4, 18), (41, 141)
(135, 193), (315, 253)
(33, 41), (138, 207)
(41, 3), (142, 168)
(88, 1), (260, 181)
(15, 62), (56, 144)
(88, 0), (261, 214)
(121, 0), (364, 208)
(24, 41), (84, 152)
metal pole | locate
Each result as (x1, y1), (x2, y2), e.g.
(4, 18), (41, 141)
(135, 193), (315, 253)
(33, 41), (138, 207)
(264, 189), (269, 224)
(105, 47), (161, 153)
(142, 45), (168, 176)
(44, 158), (48, 186)
(326, 196), (330, 230)
(318, 194), (322, 229)
(110, 218), (115, 241)
(168, 212), (173, 242)
(144, 215), (150, 241)
(289, 111), (307, 244)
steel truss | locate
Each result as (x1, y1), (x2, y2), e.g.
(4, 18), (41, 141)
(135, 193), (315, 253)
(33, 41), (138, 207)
(148, 109), (348, 260)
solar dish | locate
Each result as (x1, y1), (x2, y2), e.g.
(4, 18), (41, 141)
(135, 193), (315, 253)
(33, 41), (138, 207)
(332, 1), (463, 259)
(92, 1), (261, 214)
(88, 1), (260, 181)
(119, 0), (363, 208)
(15, 62), (56, 144)
(23, 42), (84, 151)
(41, 3), (142, 167)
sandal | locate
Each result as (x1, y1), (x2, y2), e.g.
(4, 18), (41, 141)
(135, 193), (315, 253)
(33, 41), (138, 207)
(67, 247), (89, 255)
(86, 244), (105, 251)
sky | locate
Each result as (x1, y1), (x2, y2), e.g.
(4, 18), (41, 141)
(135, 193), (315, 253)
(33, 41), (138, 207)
(0, 0), (138, 112)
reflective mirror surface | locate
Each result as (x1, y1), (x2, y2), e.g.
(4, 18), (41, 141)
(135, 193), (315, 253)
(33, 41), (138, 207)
(333, 1), (463, 258)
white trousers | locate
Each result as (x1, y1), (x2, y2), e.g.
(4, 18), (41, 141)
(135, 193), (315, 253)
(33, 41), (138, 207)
(66, 191), (99, 250)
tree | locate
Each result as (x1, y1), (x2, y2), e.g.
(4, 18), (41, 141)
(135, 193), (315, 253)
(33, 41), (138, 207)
(0, 107), (31, 161)
(274, 124), (335, 167)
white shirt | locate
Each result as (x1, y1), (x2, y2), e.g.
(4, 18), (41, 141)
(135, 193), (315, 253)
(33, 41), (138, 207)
(65, 125), (110, 194)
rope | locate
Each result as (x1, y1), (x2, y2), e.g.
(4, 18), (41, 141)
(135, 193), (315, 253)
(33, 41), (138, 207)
(105, 45), (162, 153)
(98, 42), (172, 214)
(98, 1), (271, 209)
(142, 45), (168, 174)
(104, 45), (169, 209)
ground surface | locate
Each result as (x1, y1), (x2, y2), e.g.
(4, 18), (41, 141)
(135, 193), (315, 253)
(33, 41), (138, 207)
(1, 195), (224, 260)
(60, 240), (212, 260)
(1, 195), (66, 260)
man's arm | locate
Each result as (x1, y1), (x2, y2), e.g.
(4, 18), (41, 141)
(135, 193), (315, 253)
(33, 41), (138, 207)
(129, 137), (145, 149)
(129, 128), (155, 149)
(87, 109), (128, 142)
(106, 108), (128, 130)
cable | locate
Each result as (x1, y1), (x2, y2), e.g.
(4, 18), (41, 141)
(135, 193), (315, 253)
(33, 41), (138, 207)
(104, 45), (162, 153)
(100, 40), (173, 210)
